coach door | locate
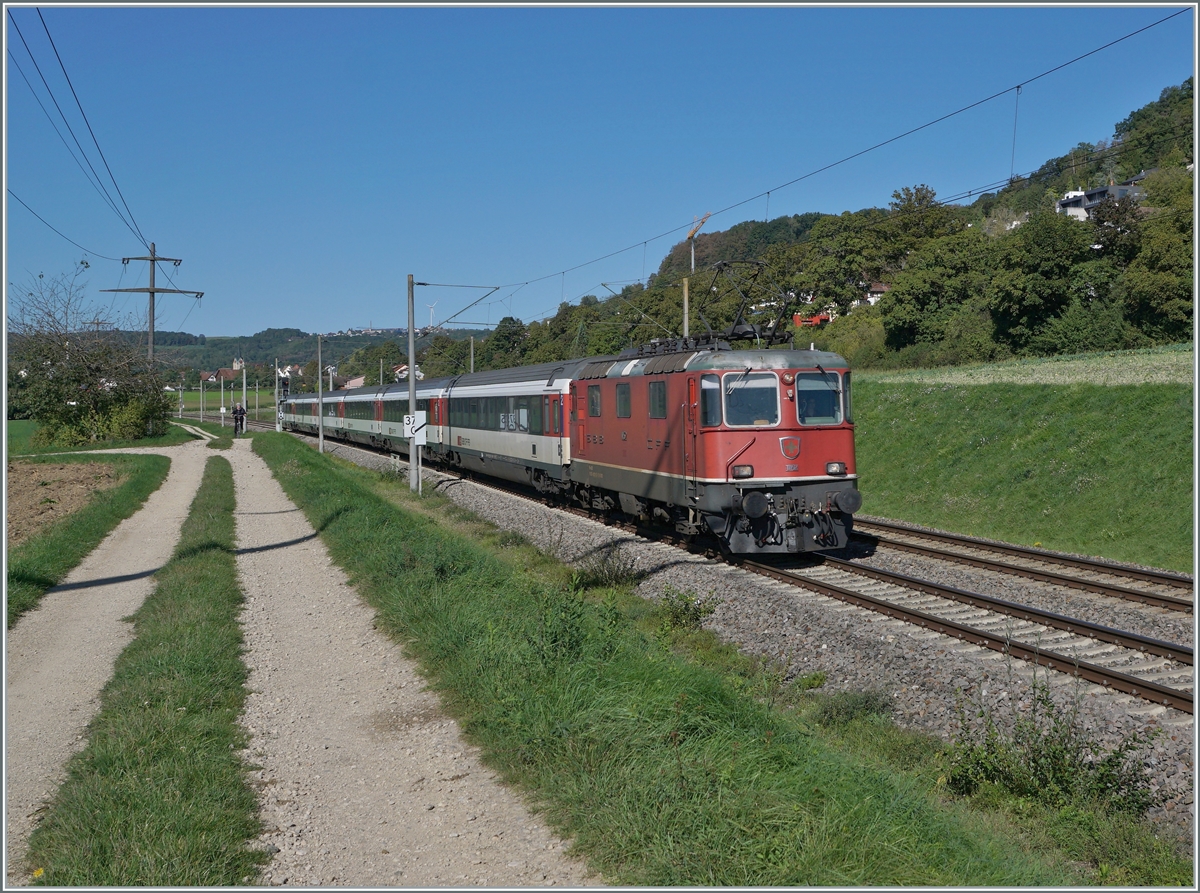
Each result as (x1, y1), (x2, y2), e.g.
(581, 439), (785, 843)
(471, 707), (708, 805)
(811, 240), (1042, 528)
(544, 394), (563, 459)
(569, 383), (585, 456)
(685, 375), (699, 503)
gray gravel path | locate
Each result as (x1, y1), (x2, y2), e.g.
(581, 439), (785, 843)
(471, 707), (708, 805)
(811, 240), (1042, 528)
(228, 439), (597, 886)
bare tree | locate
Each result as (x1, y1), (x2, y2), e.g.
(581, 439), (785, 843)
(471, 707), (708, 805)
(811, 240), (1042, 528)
(7, 263), (171, 444)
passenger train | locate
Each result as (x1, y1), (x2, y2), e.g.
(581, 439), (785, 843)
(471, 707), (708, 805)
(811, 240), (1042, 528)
(281, 337), (861, 554)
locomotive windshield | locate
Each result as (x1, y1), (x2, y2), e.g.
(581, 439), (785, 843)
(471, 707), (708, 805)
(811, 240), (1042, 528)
(723, 371), (780, 427)
(796, 371), (842, 425)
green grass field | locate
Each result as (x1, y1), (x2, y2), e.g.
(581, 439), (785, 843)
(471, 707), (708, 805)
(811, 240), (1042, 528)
(170, 386), (277, 418)
(6, 419), (196, 455)
(853, 380), (1192, 572)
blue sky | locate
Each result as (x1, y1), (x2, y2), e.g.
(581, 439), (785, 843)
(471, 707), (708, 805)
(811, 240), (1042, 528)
(5, 4), (1195, 339)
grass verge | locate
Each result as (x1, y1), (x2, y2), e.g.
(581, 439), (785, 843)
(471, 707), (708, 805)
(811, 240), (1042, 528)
(24, 455), (265, 886)
(6, 419), (196, 455)
(7, 454), (171, 628)
(251, 432), (1084, 885)
(854, 380), (1193, 571)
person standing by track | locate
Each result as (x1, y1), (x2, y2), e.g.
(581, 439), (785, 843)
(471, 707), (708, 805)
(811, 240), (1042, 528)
(232, 402), (247, 436)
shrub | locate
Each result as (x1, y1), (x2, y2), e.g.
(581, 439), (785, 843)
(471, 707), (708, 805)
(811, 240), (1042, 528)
(815, 690), (893, 727)
(947, 671), (1157, 815)
(657, 585), (719, 633)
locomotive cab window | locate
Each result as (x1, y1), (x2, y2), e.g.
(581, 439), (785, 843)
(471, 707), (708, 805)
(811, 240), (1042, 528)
(723, 371), (779, 427)
(795, 372), (843, 426)
(700, 374), (721, 426)
(648, 380), (667, 419)
(616, 383), (631, 418)
(588, 385), (602, 417)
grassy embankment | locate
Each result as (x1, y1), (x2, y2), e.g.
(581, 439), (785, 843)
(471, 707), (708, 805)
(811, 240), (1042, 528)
(6, 452), (171, 628)
(249, 431), (1101, 885)
(24, 456), (265, 886)
(855, 348), (1193, 572)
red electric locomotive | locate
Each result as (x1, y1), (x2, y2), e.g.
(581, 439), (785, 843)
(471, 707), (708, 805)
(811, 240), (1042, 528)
(565, 337), (859, 553)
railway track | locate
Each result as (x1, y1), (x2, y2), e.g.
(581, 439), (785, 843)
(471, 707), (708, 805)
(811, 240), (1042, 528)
(249, 422), (1195, 715)
(854, 518), (1193, 613)
(746, 558), (1192, 714)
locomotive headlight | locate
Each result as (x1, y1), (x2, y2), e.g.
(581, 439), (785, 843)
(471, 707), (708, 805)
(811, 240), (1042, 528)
(732, 465), (754, 479)
(826, 461), (847, 475)
(782, 373), (795, 384)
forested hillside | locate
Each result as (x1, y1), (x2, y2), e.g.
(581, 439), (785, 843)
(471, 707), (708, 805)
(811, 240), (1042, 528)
(35, 78), (1186, 388)
(416, 77), (1192, 377)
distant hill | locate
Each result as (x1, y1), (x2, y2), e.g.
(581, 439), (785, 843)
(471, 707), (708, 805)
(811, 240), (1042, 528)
(148, 326), (489, 371)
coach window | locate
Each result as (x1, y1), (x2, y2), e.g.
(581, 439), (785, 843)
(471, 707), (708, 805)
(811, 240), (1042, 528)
(700, 374), (721, 426)
(529, 396), (542, 435)
(795, 372), (842, 426)
(648, 380), (667, 419)
(588, 385), (602, 417)
(723, 371), (779, 427)
(469, 399), (479, 429)
(616, 383), (631, 418)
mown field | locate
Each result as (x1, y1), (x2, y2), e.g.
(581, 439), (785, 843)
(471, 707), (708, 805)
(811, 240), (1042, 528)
(855, 345), (1193, 572)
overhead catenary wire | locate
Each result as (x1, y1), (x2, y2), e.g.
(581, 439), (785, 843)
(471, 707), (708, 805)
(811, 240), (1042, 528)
(469, 8), (1188, 303)
(7, 10), (147, 249)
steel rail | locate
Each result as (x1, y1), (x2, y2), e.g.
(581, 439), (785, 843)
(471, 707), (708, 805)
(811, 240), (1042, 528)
(819, 556), (1192, 665)
(852, 530), (1193, 613)
(739, 559), (1193, 715)
(856, 518), (1193, 592)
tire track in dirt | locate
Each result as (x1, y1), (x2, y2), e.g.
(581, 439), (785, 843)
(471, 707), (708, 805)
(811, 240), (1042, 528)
(4, 440), (210, 887)
(228, 440), (598, 886)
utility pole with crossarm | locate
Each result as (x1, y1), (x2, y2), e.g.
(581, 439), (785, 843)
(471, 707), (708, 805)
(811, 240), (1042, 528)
(100, 243), (204, 361)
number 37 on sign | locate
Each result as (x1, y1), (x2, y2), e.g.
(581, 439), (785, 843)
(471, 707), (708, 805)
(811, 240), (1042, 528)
(403, 411), (427, 444)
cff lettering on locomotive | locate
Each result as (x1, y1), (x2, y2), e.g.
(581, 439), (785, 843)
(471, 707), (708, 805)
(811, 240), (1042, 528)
(280, 336), (861, 555)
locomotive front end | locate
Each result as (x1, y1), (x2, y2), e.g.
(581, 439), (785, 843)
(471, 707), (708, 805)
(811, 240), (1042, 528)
(693, 350), (860, 555)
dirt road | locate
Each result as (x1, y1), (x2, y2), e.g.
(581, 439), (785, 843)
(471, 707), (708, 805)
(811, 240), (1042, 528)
(4, 435), (596, 887)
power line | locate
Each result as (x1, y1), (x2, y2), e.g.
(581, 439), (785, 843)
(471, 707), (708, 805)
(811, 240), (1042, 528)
(37, 8), (148, 247)
(6, 10), (146, 247)
(6, 48), (133, 226)
(7, 188), (122, 260)
(480, 8), (1189, 300)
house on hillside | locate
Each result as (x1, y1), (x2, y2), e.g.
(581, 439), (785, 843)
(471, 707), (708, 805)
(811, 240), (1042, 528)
(863, 282), (889, 306)
(1056, 170), (1152, 220)
(201, 368), (239, 384)
(343, 375), (366, 389)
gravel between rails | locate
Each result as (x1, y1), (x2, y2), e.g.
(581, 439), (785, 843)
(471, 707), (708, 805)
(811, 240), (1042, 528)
(4, 439), (211, 888)
(318, 438), (1195, 844)
(227, 440), (597, 887)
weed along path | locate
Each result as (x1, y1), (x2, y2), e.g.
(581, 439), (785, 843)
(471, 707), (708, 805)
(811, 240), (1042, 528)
(227, 439), (597, 887)
(4, 439), (211, 888)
